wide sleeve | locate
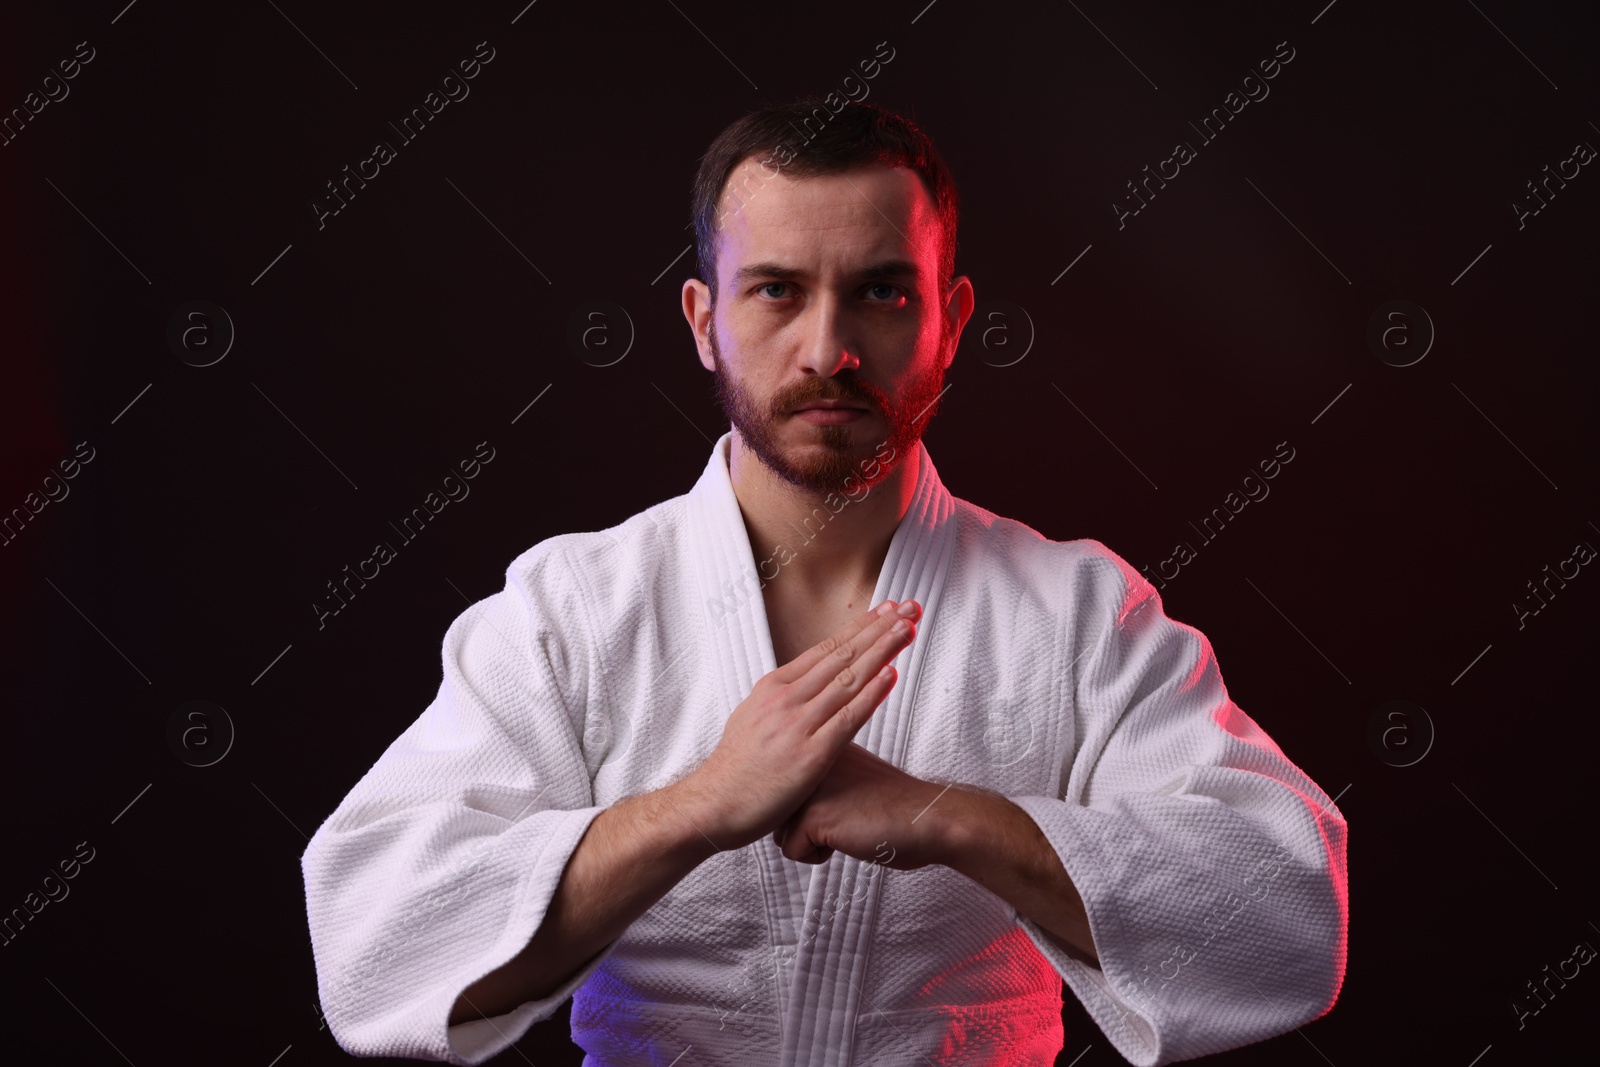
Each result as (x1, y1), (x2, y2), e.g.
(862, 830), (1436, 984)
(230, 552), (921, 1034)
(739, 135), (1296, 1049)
(1005, 543), (1348, 1066)
(300, 541), (618, 1065)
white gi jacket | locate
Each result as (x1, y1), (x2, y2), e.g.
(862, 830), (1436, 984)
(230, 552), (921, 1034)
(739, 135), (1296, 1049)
(301, 431), (1348, 1066)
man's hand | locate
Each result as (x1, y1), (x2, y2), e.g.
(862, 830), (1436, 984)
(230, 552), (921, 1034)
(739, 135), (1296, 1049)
(772, 743), (952, 870)
(774, 745), (1102, 964)
(674, 598), (922, 851)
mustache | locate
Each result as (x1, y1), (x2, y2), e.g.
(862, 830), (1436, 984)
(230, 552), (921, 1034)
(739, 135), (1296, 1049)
(774, 379), (882, 414)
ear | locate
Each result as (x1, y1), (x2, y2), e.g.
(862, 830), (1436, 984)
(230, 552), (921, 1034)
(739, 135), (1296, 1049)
(683, 277), (716, 372)
(941, 274), (975, 371)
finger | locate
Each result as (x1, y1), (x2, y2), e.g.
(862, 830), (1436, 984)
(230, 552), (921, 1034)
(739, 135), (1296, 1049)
(782, 831), (832, 865)
(789, 602), (917, 705)
(793, 611), (917, 713)
(771, 600), (899, 685)
(814, 661), (897, 746)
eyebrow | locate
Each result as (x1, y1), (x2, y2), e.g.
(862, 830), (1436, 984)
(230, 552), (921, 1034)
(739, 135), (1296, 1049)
(730, 258), (924, 289)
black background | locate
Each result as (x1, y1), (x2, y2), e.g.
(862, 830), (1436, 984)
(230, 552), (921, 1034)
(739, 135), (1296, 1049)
(2, 1), (1596, 1064)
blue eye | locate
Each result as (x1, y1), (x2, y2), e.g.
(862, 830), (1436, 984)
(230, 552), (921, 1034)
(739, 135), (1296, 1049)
(758, 283), (788, 298)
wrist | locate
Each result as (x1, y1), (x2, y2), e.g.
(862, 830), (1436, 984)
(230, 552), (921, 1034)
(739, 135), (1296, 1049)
(916, 781), (991, 871)
(654, 773), (733, 856)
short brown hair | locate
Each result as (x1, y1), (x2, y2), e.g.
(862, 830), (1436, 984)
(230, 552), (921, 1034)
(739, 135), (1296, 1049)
(689, 96), (960, 303)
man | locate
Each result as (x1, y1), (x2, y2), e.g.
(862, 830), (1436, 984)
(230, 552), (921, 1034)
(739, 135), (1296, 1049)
(301, 98), (1347, 1066)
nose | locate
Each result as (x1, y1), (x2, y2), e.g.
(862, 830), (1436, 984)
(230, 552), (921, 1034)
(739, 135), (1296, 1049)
(799, 296), (860, 377)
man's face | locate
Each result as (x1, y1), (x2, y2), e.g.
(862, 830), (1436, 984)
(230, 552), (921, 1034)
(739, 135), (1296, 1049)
(695, 160), (967, 495)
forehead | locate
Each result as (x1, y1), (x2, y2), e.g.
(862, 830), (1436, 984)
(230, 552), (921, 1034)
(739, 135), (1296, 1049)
(715, 160), (940, 276)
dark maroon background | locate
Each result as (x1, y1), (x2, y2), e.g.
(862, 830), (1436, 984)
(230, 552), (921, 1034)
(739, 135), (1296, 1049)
(2, 1), (1595, 1063)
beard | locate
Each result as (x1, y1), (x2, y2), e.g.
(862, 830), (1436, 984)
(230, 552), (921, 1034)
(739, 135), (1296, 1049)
(709, 313), (951, 495)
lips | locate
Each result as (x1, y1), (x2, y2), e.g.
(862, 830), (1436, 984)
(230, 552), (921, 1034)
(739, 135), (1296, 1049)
(791, 400), (870, 413)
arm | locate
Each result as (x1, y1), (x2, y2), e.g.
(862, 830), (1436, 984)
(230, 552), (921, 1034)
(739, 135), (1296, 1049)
(449, 777), (715, 1023)
(304, 575), (919, 1061)
(451, 599), (926, 1024)
(1002, 546), (1349, 1066)
(302, 544), (612, 1065)
(932, 784), (1100, 967)
(773, 551), (1348, 1067)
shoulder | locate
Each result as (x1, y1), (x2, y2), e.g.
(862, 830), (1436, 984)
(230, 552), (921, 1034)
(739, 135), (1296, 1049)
(499, 490), (694, 618)
(442, 494), (693, 695)
(950, 495), (1155, 619)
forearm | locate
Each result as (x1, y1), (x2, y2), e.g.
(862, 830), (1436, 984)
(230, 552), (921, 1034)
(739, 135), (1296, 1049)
(448, 778), (717, 1024)
(935, 786), (1100, 966)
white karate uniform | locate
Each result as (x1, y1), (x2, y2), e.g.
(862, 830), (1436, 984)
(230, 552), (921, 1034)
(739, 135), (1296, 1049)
(300, 431), (1347, 1066)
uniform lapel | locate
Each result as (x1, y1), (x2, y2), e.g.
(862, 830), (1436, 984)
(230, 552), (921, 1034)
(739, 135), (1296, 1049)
(686, 432), (806, 1022)
(687, 431), (959, 1063)
(776, 437), (959, 1066)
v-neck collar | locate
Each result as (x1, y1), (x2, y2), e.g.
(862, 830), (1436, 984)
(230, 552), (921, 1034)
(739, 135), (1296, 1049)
(685, 430), (961, 1063)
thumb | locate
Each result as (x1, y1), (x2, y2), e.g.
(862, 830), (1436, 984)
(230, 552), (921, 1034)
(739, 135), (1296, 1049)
(776, 812), (822, 862)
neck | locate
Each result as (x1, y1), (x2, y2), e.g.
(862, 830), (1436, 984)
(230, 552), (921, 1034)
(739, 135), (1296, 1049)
(727, 432), (920, 602)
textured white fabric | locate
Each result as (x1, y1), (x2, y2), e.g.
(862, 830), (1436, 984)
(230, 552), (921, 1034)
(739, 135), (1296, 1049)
(301, 431), (1348, 1066)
